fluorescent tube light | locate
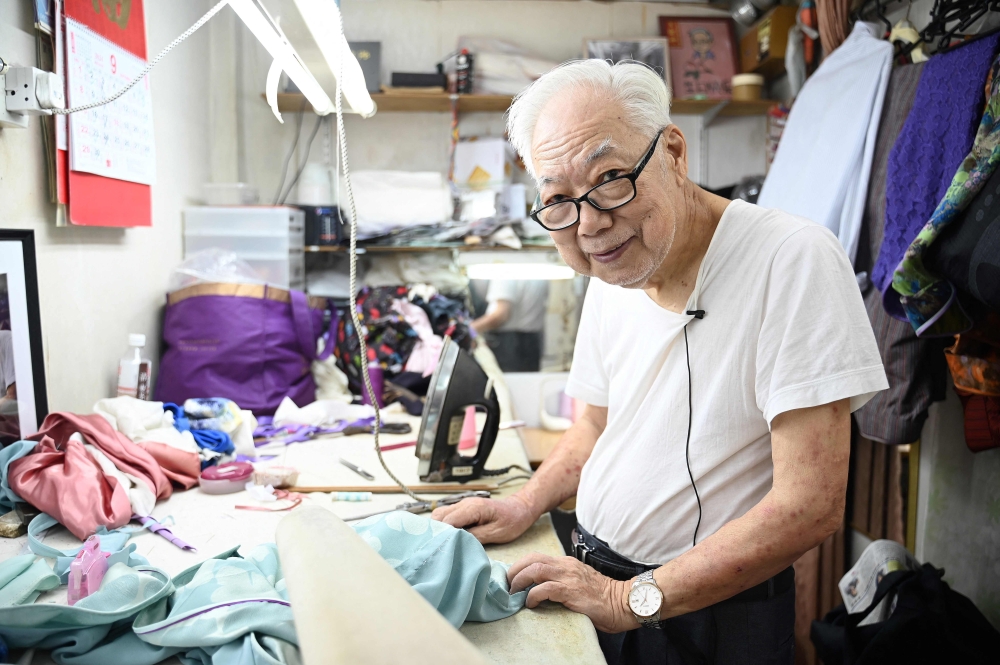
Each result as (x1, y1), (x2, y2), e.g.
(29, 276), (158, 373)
(292, 0), (376, 118)
(228, 0), (334, 115)
(465, 263), (576, 281)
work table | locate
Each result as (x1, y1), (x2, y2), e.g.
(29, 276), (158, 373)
(0, 416), (603, 664)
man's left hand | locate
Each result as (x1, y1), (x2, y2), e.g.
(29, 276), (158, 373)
(507, 553), (638, 633)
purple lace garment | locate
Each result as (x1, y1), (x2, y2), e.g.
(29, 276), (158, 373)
(872, 34), (1000, 318)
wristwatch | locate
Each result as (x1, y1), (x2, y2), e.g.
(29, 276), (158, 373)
(628, 570), (663, 629)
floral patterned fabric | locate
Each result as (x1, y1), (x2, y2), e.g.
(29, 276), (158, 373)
(891, 54), (1000, 337)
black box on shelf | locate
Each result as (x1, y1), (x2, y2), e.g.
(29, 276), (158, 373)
(391, 72), (448, 88)
(300, 205), (347, 246)
(348, 42), (381, 93)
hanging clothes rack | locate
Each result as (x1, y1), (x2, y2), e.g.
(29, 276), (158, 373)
(854, 0), (1000, 56)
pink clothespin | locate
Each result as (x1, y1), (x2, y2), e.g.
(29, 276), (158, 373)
(68, 535), (108, 606)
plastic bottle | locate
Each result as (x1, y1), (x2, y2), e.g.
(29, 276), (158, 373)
(116, 333), (152, 400)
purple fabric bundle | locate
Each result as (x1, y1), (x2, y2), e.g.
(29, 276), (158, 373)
(872, 34), (1000, 318)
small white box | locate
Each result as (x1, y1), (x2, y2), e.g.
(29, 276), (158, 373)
(452, 138), (514, 191)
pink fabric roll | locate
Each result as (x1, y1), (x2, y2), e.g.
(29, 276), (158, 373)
(9, 412), (174, 539)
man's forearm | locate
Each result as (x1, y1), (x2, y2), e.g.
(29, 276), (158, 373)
(513, 410), (604, 519)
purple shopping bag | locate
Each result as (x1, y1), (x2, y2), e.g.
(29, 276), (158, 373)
(155, 283), (336, 415)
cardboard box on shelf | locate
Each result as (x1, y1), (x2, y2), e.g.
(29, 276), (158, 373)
(453, 138), (514, 191)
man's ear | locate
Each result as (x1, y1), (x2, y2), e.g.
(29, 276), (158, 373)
(662, 125), (688, 182)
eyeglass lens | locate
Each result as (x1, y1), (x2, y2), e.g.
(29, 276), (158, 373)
(537, 178), (636, 228)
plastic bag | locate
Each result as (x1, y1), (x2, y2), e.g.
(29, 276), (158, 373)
(167, 249), (265, 293)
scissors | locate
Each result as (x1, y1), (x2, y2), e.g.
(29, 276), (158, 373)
(343, 490), (491, 522)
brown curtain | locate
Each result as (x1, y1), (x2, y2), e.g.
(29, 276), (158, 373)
(817, 0), (852, 54)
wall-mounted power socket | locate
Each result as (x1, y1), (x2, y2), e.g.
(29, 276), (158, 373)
(2, 66), (66, 129)
(0, 75), (30, 129)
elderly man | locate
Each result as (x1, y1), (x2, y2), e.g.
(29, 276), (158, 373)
(433, 60), (887, 664)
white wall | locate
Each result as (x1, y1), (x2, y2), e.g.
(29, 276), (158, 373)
(228, 0), (767, 198)
(0, 0), (215, 412)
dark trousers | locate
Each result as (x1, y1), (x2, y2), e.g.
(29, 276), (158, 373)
(486, 331), (542, 372)
(572, 525), (795, 665)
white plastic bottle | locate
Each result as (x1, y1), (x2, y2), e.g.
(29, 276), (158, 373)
(116, 334), (153, 400)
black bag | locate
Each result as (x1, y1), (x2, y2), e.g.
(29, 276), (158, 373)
(925, 163), (1000, 313)
(810, 563), (1000, 665)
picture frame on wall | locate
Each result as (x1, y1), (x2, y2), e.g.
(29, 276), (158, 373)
(658, 16), (739, 100)
(584, 38), (671, 90)
(0, 230), (47, 445)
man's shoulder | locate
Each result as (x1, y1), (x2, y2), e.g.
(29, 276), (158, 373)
(721, 200), (840, 263)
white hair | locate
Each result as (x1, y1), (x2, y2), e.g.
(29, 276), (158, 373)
(506, 59), (673, 177)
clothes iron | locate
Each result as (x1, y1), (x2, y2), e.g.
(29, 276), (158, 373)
(416, 337), (500, 483)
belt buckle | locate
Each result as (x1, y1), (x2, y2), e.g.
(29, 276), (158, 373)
(572, 529), (594, 566)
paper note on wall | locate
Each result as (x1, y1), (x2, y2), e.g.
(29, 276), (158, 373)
(65, 17), (156, 186)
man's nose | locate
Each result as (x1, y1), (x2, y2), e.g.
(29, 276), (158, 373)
(578, 201), (613, 236)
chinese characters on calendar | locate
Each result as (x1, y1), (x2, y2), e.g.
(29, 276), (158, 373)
(64, 18), (156, 186)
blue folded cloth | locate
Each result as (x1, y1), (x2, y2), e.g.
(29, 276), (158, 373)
(190, 429), (234, 454)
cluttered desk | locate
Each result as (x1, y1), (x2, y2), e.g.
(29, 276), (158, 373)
(0, 340), (602, 665)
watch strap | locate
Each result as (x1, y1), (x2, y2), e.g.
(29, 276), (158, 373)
(631, 570), (662, 629)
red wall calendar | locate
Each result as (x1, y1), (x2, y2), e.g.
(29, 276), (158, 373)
(58, 0), (152, 227)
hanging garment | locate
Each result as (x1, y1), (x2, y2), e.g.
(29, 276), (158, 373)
(891, 55), (1000, 336)
(334, 286), (419, 394)
(8, 413), (172, 540)
(872, 34), (1000, 314)
(944, 315), (1000, 453)
(926, 152), (1000, 313)
(394, 299), (444, 378)
(411, 292), (476, 352)
(852, 62), (950, 445)
(757, 21), (892, 265)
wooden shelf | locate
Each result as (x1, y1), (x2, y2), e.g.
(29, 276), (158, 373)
(275, 92), (776, 117)
(306, 243), (557, 253)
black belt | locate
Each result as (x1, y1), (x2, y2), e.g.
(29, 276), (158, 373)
(572, 523), (795, 604)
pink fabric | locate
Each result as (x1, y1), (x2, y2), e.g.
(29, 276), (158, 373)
(8, 436), (132, 539)
(9, 412), (174, 539)
(138, 441), (201, 489)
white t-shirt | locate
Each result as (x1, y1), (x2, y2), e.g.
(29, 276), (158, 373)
(486, 280), (549, 333)
(565, 200), (888, 564)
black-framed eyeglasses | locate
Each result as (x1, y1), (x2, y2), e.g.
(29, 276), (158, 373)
(530, 129), (664, 231)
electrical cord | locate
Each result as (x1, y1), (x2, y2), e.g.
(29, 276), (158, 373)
(683, 314), (704, 547)
(52, 0), (229, 115)
(334, 16), (424, 503)
(272, 98), (308, 205)
(481, 464), (533, 477)
(278, 113), (323, 204)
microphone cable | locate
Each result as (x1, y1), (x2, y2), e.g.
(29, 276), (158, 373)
(683, 310), (705, 547)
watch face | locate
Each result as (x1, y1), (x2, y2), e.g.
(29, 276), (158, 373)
(628, 583), (663, 618)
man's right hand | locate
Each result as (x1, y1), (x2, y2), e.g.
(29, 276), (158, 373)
(431, 494), (537, 544)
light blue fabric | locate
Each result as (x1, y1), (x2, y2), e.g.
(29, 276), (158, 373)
(0, 512), (526, 663)
(27, 513), (148, 584)
(353, 511), (528, 627)
(0, 440), (36, 512)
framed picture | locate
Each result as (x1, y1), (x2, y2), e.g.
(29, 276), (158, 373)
(659, 17), (739, 100)
(0, 230), (47, 445)
(584, 38), (671, 90)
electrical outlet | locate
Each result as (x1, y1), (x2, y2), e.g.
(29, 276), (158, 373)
(0, 75), (30, 129)
(5, 66), (65, 115)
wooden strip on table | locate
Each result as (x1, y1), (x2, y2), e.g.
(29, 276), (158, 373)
(289, 484), (497, 494)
